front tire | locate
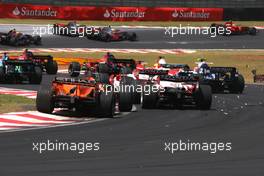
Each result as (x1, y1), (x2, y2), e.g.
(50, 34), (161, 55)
(46, 60), (58, 74)
(68, 62), (81, 77)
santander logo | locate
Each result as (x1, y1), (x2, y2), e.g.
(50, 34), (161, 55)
(172, 9), (210, 19)
(104, 10), (111, 18)
(11, 6), (57, 17)
(103, 9), (145, 18)
(172, 10), (179, 18)
(12, 7), (20, 16)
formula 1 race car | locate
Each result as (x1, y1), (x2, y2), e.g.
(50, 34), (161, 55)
(53, 22), (87, 37)
(36, 73), (135, 117)
(139, 69), (212, 110)
(198, 66), (245, 93)
(31, 55), (58, 74)
(87, 26), (137, 42)
(0, 59), (42, 84)
(0, 32), (41, 46)
(210, 21), (257, 35)
(68, 57), (139, 107)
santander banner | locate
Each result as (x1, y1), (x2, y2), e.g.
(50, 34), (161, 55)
(0, 3), (223, 21)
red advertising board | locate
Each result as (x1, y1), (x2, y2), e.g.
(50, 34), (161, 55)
(0, 3), (223, 21)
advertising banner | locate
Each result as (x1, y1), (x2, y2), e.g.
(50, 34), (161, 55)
(0, 3), (223, 21)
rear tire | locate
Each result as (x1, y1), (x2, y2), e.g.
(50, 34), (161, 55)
(30, 66), (42, 84)
(142, 85), (158, 109)
(229, 74), (245, 94)
(196, 85), (212, 110)
(249, 27), (257, 35)
(98, 73), (109, 84)
(68, 62), (81, 77)
(46, 60), (58, 74)
(36, 85), (54, 114)
(119, 76), (133, 112)
(0, 67), (5, 82)
(98, 63), (109, 73)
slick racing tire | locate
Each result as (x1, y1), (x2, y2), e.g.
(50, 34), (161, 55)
(132, 79), (141, 104)
(97, 86), (115, 118)
(121, 67), (133, 74)
(142, 85), (158, 109)
(119, 76), (134, 112)
(128, 32), (137, 41)
(196, 85), (212, 110)
(68, 62), (81, 77)
(98, 63), (109, 74)
(229, 74), (245, 94)
(36, 85), (55, 114)
(30, 66), (42, 84)
(98, 73), (110, 84)
(249, 27), (257, 35)
(0, 66), (5, 82)
(46, 60), (58, 75)
(33, 35), (42, 45)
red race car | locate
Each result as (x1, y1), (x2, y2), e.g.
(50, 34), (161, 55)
(87, 26), (137, 42)
(210, 21), (257, 36)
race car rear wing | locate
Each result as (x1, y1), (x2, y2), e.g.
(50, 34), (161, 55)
(54, 77), (96, 85)
(160, 74), (199, 82)
(33, 55), (53, 61)
(111, 58), (136, 69)
(160, 64), (190, 70)
(139, 69), (168, 75)
(210, 67), (237, 74)
(4, 60), (35, 65)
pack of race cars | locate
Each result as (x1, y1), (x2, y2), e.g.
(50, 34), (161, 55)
(0, 21), (258, 47)
(4, 52), (241, 117)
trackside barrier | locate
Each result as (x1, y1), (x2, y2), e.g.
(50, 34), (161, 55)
(0, 3), (223, 21)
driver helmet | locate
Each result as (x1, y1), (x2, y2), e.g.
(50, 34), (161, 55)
(158, 56), (166, 65)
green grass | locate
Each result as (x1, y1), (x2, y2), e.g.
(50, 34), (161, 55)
(0, 94), (35, 113)
(0, 18), (263, 27)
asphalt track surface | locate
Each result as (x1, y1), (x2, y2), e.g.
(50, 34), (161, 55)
(0, 24), (264, 49)
(0, 73), (264, 175)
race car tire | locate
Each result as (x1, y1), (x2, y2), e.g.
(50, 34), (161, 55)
(98, 63), (109, 73)
(229, 74), (245, 94)
(97, 86), (115, 118)
(142, 85), (158, 109)
(30, 66), (42, 84)
(196, 85), (212, 110)
(33, 35), (42, 45)
(119, 76), (133, 112)
(104, 34), (111, 42)
(0, 67), (5, 82)
(121, 67), (133, 74)
(132, 79), (141, 104)
(249, 27), (257, 35)
(98, 73), (110, 84)
(46, 60), (58, 75)
(68, 62), (81, 77)
(210, 23), (217, 33)
(129, 32), (137, 41)
(36, 85), (54, 114)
